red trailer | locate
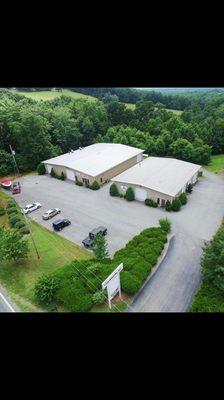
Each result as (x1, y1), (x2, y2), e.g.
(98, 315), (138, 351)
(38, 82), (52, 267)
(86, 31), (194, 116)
(1, 179), (12, 190)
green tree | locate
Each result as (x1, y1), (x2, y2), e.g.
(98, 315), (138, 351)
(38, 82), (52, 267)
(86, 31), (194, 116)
(186, 183), (193, 193)
(171, 198), (182, 212)
(110, 183), (119, 196)
(125, 187), (135, 201)
(37, 162), (46, 175)
(179, 192), (187, 205)
(0, 226), (29, 262)
(92, 234), (109, 260)
(159, 218), (171, 233)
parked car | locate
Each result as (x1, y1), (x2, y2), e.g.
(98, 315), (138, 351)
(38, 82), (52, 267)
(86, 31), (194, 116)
(42, 208), (61, 220)
(23, 202), (41, 214)
(11, 181), (21, 194)
(89, 226), (107, 239)
(82, 226), (107, 248)
(52, 219), (71, 231)
(82, 236), (94, 248)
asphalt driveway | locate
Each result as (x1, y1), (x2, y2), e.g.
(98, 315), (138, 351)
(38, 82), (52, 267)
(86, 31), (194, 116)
(11, 170), (224, 311)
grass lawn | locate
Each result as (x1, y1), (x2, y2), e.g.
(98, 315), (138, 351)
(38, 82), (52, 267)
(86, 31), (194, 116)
(0, 191), (93, 311)
(165, 108), (183, 115)
(10, 89), (97, 102)
(125, 103), (136, 110)
(204, 154), (224, 175)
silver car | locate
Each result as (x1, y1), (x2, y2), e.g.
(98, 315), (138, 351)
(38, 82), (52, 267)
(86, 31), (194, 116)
(23, 202), (41, 214)
(42, 208), (61, 220)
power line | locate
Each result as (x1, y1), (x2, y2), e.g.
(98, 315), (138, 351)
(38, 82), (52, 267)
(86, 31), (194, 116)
(9, 144), (40, 260)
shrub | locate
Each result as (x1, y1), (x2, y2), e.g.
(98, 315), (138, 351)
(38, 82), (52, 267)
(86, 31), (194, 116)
(7, 207), (18, 215)
(0, 205), (5, 216)
(8, 215), (21, 226)
(60, 172), (65, 181)
(145, 198), (158, 208)
(75, 180), (83, 186)
(110, 183), (119, 197)
(186, 183), (193, 193)
(15, 220), (26, 229)
(7, 200), (16, 208)
(165, 200), (172, 212)
(92, 290), (105, 305)
(89, 180), (100, 190)
(171, 198), (182, 212)
(179, 192), (187, 205)
(50, 168), (56, 178)
(125, 187), (135, 201)
(159, 218), (171, 233)
(34, 275), (59, 305)
(19, 226), (30, 235)
(121, 271), (141, 294)
(37, 162), (46, 175)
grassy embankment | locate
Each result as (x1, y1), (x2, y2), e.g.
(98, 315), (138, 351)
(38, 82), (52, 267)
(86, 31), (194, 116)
(0, 190), (129, 312)
(204, 154), (224, 175)
(0, 190), (93, 311)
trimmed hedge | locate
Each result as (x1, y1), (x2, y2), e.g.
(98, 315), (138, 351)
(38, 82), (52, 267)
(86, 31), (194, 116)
(171, 198), (182, 211)
(125, 187), (135, 201)
(7, 207), (18, 215)
(165, 200), (172, 212)
(75, 180), (83, 186)
(89, 180), (100, 190)
(7, 200), (16, 208)
(179, 192), (187, 205)
(8, 215), (21, 226)
(110, 183), (119, 197)
(15, 220), (26, 229)
(19, 226), (30, 235)
(0, 205), (5, 216)
(34, 226), (168, 311)
(145, 198), (158, 208)
(159, 218), (171, 233)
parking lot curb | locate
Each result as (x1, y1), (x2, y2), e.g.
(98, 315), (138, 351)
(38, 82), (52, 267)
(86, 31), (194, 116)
(128, 232), (175, 311)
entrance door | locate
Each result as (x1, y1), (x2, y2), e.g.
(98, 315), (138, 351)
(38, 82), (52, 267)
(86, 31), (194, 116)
(157, 198), (160, 206)
(161, 199), (166, 207)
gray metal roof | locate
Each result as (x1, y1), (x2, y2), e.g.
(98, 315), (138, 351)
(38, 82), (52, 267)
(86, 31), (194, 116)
(43, 143), (144, 177)
(111, 156), (202, 197)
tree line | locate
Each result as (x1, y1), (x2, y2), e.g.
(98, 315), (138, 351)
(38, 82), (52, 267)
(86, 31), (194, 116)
(1, 88), (224, 176)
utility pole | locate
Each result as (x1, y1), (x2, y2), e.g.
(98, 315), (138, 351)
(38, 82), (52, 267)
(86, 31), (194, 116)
(9, 145), (40, 259)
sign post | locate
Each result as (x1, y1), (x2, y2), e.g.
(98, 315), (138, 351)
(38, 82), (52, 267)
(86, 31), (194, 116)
(102, 263), (123, 309)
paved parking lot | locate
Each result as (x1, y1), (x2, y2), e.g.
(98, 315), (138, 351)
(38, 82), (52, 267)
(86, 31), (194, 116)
(10, 170), (224, 311)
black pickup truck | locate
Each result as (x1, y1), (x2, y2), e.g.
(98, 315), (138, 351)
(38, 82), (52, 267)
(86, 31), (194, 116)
(82, 226), (107, 248)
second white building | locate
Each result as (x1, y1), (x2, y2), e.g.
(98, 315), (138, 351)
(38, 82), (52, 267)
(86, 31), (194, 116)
(111, 156), (202, 206)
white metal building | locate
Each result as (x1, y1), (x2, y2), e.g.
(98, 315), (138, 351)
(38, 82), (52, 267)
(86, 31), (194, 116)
(111, 157), (202, 206)
(43, 143), (144, 185)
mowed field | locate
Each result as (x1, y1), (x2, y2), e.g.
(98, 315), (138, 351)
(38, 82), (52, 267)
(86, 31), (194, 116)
(10, 89), (97, 102)
(205, 154), (224, 175)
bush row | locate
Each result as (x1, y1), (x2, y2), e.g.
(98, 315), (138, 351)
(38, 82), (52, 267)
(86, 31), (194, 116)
(6, 200), (29, 234)
(50, 168), (65, 181)
(34, 225), (169, 311)
(0, 204), (6, 216)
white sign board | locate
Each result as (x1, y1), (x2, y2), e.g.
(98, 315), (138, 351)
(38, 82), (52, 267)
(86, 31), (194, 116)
(102, 263), (123, 309)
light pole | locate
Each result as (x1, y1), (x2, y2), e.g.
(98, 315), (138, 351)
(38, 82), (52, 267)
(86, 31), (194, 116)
(9, 145), (40, 259)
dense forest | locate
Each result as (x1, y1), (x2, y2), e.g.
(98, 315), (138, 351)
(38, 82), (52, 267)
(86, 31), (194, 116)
(1, 87), (224, 177)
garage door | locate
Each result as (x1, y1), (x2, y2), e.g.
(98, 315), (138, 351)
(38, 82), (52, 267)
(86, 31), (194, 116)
(46, 164), (53, 174)
(66, 168), (75, 181)
(135, 187), (147, 202)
